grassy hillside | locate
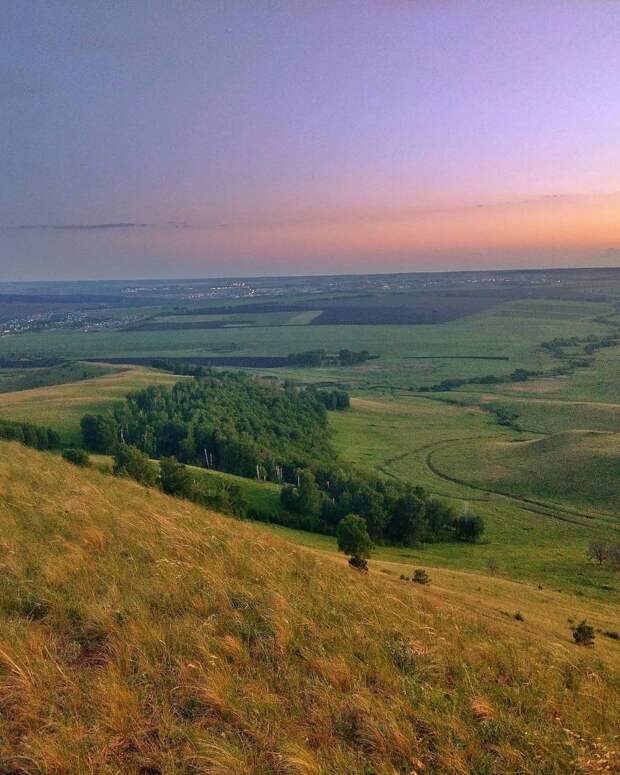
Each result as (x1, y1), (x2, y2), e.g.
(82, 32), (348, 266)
(0, 442), (618, 773)
(93, 455), (286, 521)
(0, 365), (188, 445)
(433, 430), (620, 517)
(330, 397), (620, 598)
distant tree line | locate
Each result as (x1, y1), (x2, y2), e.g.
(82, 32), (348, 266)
(418, 329), (620, 395)
(540, 334), (619, 359)
(416, 363), (591, 394)
(287, 349), (374, 367)
(0, 417), (60, 450)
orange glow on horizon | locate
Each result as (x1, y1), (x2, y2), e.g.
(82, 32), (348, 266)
(165, 192), (620, 267)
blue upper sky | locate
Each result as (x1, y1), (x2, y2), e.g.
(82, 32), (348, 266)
(2, 1), (620, 280)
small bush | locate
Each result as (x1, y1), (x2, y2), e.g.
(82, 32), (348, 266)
(348, 556), (368, 572)
(453, 514), (485, 542)
(514, 611), (524, 621)
(572, 620), (595, 647)
(412, 569), (430, 585)
(62, 448), (90, 467)
(113, 444), (158, 487)
(603, 630), (619, 640)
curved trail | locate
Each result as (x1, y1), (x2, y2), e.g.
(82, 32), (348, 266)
(423, 438), (603, 527)
(378, 435), (492, 501)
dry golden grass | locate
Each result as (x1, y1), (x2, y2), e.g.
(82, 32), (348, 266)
(0, 441), (618, 774)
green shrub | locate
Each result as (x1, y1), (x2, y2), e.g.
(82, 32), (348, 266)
(62, 448), (90, 467)
(113, 445), (158, 487)
(336, 514), (373, 563)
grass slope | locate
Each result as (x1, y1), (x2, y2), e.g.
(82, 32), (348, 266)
(330, 397), (620, 599)
(0, 365), (187, 445)
(0, 441), (618, 774)
(433, 430), (620, 518)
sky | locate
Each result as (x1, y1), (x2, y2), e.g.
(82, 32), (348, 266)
(1, 0), (620, 281)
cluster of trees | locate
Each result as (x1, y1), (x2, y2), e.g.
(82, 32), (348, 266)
(78, 369), (483, 548)
(416, 361), (593, 394)
(541, 334), (619, 359)
(150, 359), (213, 377)
(416, 368), (545, 393)
(111, 444), (247, 516)
(279, 466), (484, 546)
(313, 388), (350, 410)
(488, 405), (520, 430)
(419, 328), (620, 397)
(287, 349), (372, 367)
(0, 418), (60, 450)
(587, 540), (620, 566)
(80, 371), (336, 479)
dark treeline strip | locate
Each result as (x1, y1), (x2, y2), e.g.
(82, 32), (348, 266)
(404, 355), (509, 361)
(165, 303), (316, 316)
(287, 349), (374, 367)
(84, 356), (290, 368)
(416, 363), (591, 393)
(0, 357), (65, 368)
(79, 369), (482, 546)
(0, 418), (61, 450)
(123, 320), (233, 331)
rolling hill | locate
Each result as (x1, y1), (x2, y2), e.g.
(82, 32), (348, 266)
(432, 430), (620, 519)
(0, 441), (618, 774)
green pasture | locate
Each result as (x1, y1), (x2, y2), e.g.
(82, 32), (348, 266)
(432, 430), (620, 520)
(329, 394), (620, 600)
(0, 299), (610, 391)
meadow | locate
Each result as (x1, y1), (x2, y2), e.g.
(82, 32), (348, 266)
(0, 441), (618, 773)
(0, 365), (188, 445)
(329, 395), (620, 601)
(0, 298), (611, 392)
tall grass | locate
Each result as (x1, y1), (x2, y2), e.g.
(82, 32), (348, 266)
(0, 441), (618, 774)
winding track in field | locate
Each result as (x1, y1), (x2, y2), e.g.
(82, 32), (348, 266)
(373, 419), (608, 528)
(422, 437), (608, 528)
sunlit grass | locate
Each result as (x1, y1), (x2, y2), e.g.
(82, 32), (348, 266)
(0, 441), (618, 773)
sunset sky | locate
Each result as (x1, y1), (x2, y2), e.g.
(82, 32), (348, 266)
(2, 1), (620, 280)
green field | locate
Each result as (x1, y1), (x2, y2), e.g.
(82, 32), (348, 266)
(0, 298), (611, 390)
(432, 430), (620, 518)
(329, 394), (620, 601)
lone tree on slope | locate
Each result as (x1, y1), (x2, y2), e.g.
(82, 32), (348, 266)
(337, 514), (373, 572)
